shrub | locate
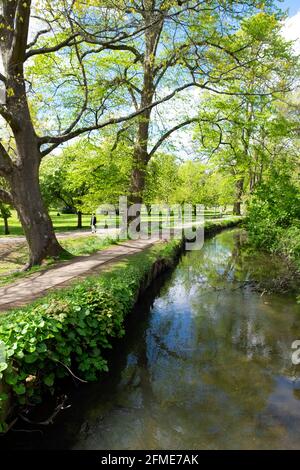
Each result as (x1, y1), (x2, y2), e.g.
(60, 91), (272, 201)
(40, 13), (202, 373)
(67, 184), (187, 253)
(246, 170), (300, 258)
(0, 240), (181, 431)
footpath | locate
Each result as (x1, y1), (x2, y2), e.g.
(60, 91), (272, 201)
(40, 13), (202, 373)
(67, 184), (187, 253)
(0, 238), (158, 312)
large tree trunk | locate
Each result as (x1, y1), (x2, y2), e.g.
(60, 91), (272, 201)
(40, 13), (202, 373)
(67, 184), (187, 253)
(129, 148), (148, 205)
(233, 178), (244, 216)
(9, 145), (65, 268)
(128, 7), (163, 230)
(0, 10), (66, 268)
(128, 154), (147, 231)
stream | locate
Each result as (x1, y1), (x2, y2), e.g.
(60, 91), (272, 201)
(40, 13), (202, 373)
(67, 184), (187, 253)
(2, 228), (300, 450)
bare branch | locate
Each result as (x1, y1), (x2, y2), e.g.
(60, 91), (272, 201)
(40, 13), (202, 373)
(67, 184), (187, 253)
(148, 118), (198, 158)
(60, 15), (89, 136)
(82, 41), (142, 62)
(26, 28), (51, 49)
(39, 81), (199, 155)
(39, 74), (279, 158)
(25, 33), (80, 60)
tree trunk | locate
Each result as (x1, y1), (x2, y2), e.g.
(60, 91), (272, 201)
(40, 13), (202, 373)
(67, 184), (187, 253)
(0, 1), (66, 267)
(10, 157), (66, 268)
(127, 8), (163, 232)
(77, 210), (82, 229)
(233, 178), (244, 216)
(3, 217), (9, 235)
(128, 163), (145, 231)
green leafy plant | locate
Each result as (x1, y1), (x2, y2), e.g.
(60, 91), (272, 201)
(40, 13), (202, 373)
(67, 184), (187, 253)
(246, 170), (300, 264)
(0, 239), (182, 430)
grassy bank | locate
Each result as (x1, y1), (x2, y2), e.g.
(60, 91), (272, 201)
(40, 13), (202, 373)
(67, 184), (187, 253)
(246, 219), (300, 273)
(0, 235), (117, 286)
(0, 217), (242, 432)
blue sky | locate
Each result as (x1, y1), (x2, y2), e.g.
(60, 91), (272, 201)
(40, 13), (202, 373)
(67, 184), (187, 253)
(281, 0), (300, 15)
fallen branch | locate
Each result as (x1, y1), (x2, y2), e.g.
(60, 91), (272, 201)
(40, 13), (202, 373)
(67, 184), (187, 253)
(52, 359), (88, 384)
(19, 395), (71, 426)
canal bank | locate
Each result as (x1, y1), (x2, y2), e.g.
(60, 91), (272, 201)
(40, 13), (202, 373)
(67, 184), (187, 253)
(2, 224), (300, 449)
(0, 217), (243, 433)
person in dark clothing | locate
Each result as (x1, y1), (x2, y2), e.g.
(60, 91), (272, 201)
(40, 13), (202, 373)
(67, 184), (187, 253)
(90, 213), (97, 233)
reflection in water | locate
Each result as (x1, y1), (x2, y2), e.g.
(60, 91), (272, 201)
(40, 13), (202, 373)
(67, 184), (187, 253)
(3, 229), (300, 450)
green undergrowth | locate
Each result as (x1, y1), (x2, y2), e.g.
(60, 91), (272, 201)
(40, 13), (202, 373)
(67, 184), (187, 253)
(203, 216), (243, 233)
(0, 239), (181, 432)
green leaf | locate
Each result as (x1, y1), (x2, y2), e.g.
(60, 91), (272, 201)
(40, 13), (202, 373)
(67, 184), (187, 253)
(43, 373), (55, 387)
(13, 383), (26, 395)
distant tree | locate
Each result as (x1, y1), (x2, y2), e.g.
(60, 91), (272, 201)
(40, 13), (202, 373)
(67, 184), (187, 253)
(194, 14), (298, 214)
(40, 138), (132, 224)
(0, 203), (11, 235)
(144, 153), (180, 206)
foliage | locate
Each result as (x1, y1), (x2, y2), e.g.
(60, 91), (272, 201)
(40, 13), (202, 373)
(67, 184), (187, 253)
(246, 168), (300, 268)
(0, 239), (181, 432)
(144, 153), (180, 205)
(40, 138), (132, 213)
(145, 157), (235, 209)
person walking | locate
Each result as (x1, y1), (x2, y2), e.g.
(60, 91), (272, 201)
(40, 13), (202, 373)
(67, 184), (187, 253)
(90, 213), (97, 234)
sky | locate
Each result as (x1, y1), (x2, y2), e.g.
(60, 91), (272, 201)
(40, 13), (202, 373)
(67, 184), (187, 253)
(281, 0), (300, 16)
(281, 0), (300, 53)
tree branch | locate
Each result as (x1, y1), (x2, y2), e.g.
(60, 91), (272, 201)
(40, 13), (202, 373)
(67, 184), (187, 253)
(148, 118), (198, 158)
(25, 33), (80, 59)
(39, 81), (200, 155)
(10, 0), (32, 67)
(82, 41), (142, 62)
(40, 75), (278, 158)
(26, 28), (51, 49)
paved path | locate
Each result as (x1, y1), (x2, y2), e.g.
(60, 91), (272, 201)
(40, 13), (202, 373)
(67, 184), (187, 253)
(0, 238), (158, 313)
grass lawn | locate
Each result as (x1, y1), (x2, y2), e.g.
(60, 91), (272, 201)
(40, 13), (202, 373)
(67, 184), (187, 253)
(0, 235), (117, 286)
(0, 211), (94, 236)
(0, 208), (233, 236)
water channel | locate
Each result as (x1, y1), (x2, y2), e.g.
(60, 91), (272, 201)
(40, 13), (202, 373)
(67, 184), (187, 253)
(2, 228), (300, 450)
